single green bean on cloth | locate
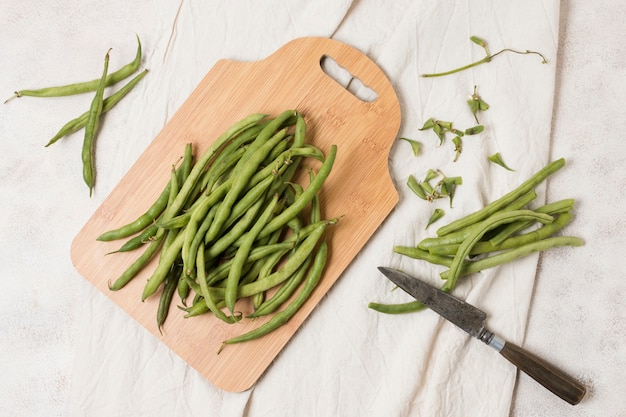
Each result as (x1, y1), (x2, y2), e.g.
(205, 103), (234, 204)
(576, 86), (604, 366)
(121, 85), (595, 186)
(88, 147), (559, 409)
(82, 48), (111, 196)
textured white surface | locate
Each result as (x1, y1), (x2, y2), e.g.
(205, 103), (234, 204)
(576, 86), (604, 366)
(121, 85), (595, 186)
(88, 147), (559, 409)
(0, 1), (623, 416)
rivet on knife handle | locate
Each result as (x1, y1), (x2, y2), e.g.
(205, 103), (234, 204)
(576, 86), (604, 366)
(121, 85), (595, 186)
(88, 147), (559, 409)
(479, 328), (586, 405)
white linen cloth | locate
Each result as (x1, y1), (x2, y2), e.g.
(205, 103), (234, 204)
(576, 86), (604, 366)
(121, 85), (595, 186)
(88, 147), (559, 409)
(1, 0), (574, 416)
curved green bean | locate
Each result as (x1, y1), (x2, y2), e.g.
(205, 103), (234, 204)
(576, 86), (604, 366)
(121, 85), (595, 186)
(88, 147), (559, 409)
(442, 209), (554, 291)
(6, 35), (142, 102)
(488, 198), (574, 246)
(430, 211), (574, 256)
(436, 159), (565, 236)
(108, 233), (164, 291)
(418, 190), (537, 250)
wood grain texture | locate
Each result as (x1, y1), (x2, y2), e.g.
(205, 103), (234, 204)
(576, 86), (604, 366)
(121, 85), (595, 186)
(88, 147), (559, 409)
(70, 37), (401, 392)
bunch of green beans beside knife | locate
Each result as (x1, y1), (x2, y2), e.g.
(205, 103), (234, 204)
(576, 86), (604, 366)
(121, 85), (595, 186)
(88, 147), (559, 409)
(97, 110), (338, 350)
(5, 35), (147, 196)
(369, 157), (584, 314)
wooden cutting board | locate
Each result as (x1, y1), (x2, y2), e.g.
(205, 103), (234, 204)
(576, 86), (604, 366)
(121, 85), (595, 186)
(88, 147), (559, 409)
(71, 36), (401, 392)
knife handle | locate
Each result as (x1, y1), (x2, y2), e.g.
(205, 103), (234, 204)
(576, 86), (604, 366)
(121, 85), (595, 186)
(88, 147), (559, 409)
(498, 341), (586, 405)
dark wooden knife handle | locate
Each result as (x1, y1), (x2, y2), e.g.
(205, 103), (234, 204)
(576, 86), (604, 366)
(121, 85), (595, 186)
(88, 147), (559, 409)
(500, 342), (586, 405)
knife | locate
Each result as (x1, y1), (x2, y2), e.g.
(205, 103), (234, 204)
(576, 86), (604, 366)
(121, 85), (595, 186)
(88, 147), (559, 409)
(378, 266), (586, 405)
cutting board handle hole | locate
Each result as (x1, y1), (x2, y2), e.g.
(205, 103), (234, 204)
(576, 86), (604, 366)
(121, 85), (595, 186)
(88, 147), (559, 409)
(320, 55), (378, 103)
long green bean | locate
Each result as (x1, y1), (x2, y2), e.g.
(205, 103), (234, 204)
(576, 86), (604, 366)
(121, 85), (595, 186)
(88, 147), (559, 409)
(82, 49), (111, 196)
(225, 193), (279, 314)
(440, 236), (584, 280)
(442, 210), (554, 291)
(6, 35), (142, 102)
(436, 159), (565, 236)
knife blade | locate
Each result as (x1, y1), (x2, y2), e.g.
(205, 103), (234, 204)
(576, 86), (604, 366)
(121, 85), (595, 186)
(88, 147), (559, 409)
(378, 266), (586, 405)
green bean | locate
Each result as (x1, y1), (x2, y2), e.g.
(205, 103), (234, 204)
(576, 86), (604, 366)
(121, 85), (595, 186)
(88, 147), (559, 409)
(488, 198), (574, 246)
(203, 197), (265, 262)
(293, 113), (306, 147)
(142, 231), (185, 300)
(164, 113), (267, 220)
(160, 167), (181, 257)
(108, 233), (164, 291)
(417, 190), (537, 250)
(6, 35), (142, 102)
(196, 242), (240, 323)
(220, 240), (328, 350)
(368, 300), (427, 315)
(105, 223), (158, 254)
(109, 166), (182, 290)
(228, 111), (294, 179)
(46, 69), (149, 146)
(200, 146), (248, 193)
(436, 159), (565, 236)
(98, 144), (192, 241)
(407, 175), (428, 200)
(393, 246), (453, 267)
(225, 194), (279, 313)
(177, 267), (191, 306)
(440, 236), (584, 280)
(82, 49), (111, 196)
(227, 220), (328, 299)
(182, 299), (211, 318)
(180, 142), (194, 184)
(437, 212), (573, 257)
(200, 242), (295, 287)
(258, 145), (337, 239)
(157, 262), (182, 333)
(220, 172), (278, 232)
(156, 212), (192, 230)
(442, 210), (554, 292)
(183, 203), (219, 270)
(204, 127), (289, 245)
(248, 253), (312, 318)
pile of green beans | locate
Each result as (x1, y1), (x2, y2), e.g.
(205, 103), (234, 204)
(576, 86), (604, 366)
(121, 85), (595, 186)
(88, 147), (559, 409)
(369, 158), (584, 314)
(6, 36), (147, 196)
(99, 110), (338, 348)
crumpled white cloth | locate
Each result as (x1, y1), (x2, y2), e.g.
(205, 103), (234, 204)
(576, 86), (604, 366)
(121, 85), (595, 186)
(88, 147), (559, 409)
(0, 0), (560, 416)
